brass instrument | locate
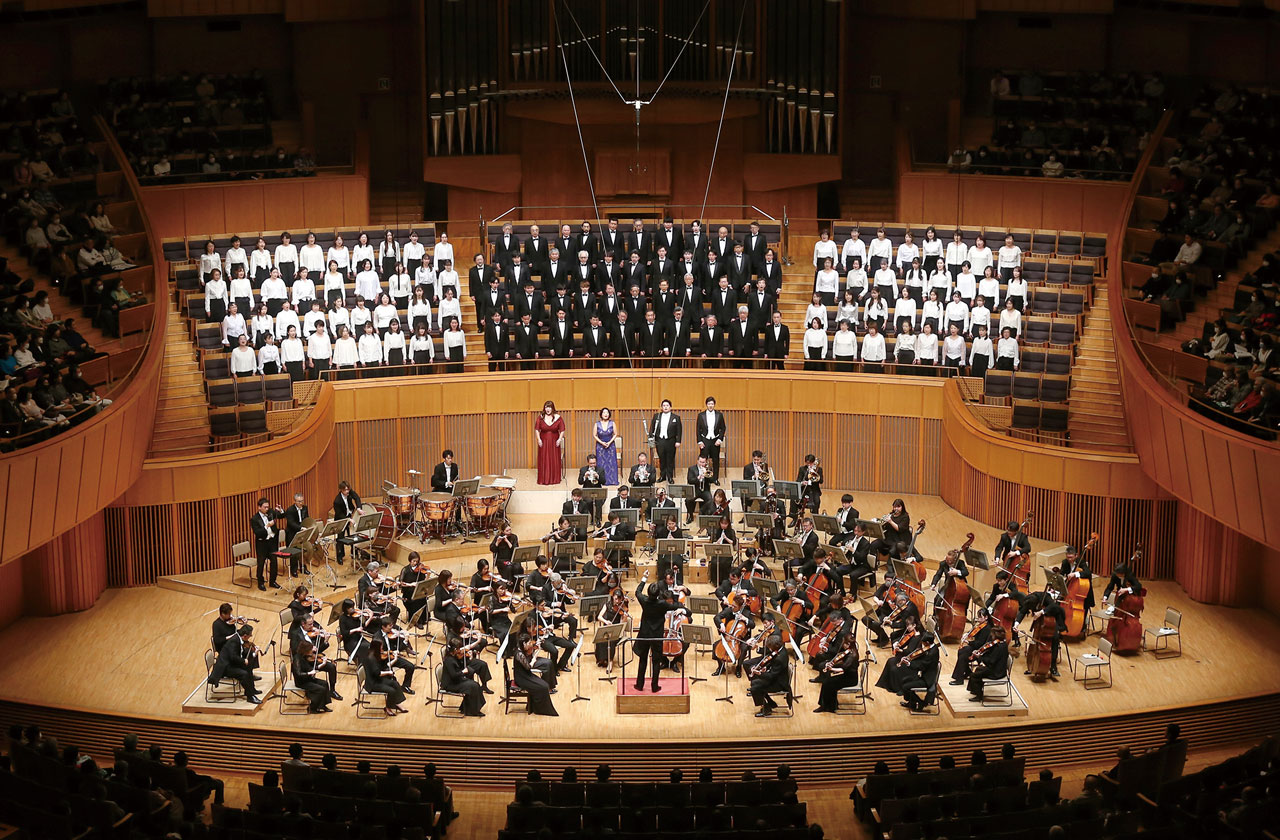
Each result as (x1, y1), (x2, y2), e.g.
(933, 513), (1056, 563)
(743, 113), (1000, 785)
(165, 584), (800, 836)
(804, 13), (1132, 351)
(634, 464), (649, 483)
(585, 466), (600, 485)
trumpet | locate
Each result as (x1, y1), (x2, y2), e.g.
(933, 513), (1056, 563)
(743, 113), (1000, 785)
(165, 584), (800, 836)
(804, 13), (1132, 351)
(635, 464), (649, 483)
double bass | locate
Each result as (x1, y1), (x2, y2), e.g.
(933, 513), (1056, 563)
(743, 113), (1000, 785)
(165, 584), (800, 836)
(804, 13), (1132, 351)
(1061, 532), (1099, 641)
(1024, 610), (1057, 681)
(1000, 510), (1034, 589)
(990, 572), (1021, 638)
(934, 534), (975, 643)
(1104, 545), (1147, 654)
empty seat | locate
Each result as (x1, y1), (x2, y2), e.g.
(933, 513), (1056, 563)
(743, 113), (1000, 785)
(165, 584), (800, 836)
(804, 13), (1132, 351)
(984, 371), (1013, 401)
(1056, 231), (1083, 257)
(1081, 232), (1107, 259)
(236, 376), (264, 405)
(1045, 350), (1073, 375)
(238, 404), (268, 438)
(1012, 373), (1042, 400)
(1011, 399), (1041, 430)
(203, 355), (229, 380)
(1049, 321), (1076, 346)
(209, 406), (238, 444)
(263, 374), (294, 408)
(1031, 290), (1059, 315)
(187, 295), (207, 320)
(1022, 258), (1047, 283)
(1030, 230), (1057, 256)
(1021, 350), (1047, 373)
(1045, 259), (1072, 284)
(207, 378), (237, 408)
(1022, 318), (1052, 345)
(1041, 405), (1069, 433)
(1041, 373), (1070, 403)
(1058, 292), (1085, 317)
(196, 323), (223, 352)
(1068, 262), (1095, 285)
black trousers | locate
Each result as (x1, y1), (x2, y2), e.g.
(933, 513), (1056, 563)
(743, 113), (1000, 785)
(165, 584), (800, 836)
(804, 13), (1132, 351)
(296, 674), (330, 710)
(541, 635), (574, 671)
(391, 654), (416, 688)
(817, 670), (859, 710)
(632, 638), (663, 689)
(256, 550), (278, 585)
(655, 439), (677, 482)
(445, 677), (485, 715)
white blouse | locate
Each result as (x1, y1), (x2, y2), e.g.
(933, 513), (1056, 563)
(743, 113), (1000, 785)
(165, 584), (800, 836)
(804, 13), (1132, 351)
(373, 304), (399, 330)
(943, 334), (967, 361)
(307, 332), (332, 360)
(812, 239), (838, 269)
(835, 302), (858, 324)
(922, 299), (944, 324)
(230, 345), (258, 375)
(895, 242), (919, 270)
(805, 304), (829, 332)
(864, 299), (889, 326)
(402, 240), (426, 264)
(438, 297), (462, 326)
(327, 245), (351, 273)
(916, 332), (939, 362)
(977, 277), (1002, 307)
(841, 236), (865, 267)
(260, 277), (288, 301)
(290, 277), (317, 305)
(323, 271), (347, 298)
(229, 276), (254, 306)
(332, 336), (358, 366)
(221, 313), (247, 344)
(198, 251), (222, 278)
(944, 301), (971, 331)
(845, 268), (868, 293)
(410, 335), (436, 359)
(945, 241), (968, 267)
(378, 240), (401, 263)
(433, 242), (455, 270)
(831, 329), (857, 358)
(803, 328), (828, 354)
(248, 248), (273, 275)
(415, 264), (437, 289)
(281, 336), (306, 363)
(928, 270), (951, 297)
(303, 309), (327, 337)
(298, 243), (325, 274)
(351, 243), (375, 273)
(893, 298), (917, 323)
(204, 278), (228, 314)
(350, 306), (371, 330)
(275, 309), (301, 340)
(920, 238), (943, 261)
(999, 309), (1022, 334)
(895, 332), (917, 359)
(437, 269), (460, 295)
(274, 243), (298, 266)
(970, 336), (993, 362)
(257, 343), (280, 371)
(966, 245), (993, 276)
(969, 305), (992, 330)
(867, 237), (892, 262)
(408, 299), (433, 329)
(357, 333), (383, 364)
(814, 268), (840, 294)
(997, 244), (1023, 269)
(955, 271), (977, 300)
(997, 336), (1020, 366)
(388, 272), (413, 299)
(328, 307), (350, 336)
(442, 329), (466, 356)
(355, 270), (382, 302)
(860, 332), (887, 362)
(382, 331), (406, 362)
(250, 314), (275, 343)
(1005, 278), (1028, 305)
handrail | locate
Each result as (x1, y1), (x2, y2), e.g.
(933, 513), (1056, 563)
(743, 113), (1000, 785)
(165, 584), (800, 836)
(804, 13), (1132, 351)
(489, 204), (783, 223)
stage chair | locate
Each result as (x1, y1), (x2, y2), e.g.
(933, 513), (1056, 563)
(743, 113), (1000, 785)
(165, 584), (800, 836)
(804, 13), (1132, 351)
(263, 373), (294, 409)
(230, 540), (254, 588)
(277, 606), (295, 655)
(836, 658), (872, 715)
(210, 406), (240, 450)
(1143, 607), (1182, 659)
(1072, 637), (1113, 690)
(757, 662), (796, 718)
(1012, 372), (1042, 400)
(1056, 231), (1084, 258)
(432, 663), (467, 718)
(203, 355), (229, 380)
(501, 658), (529, 714)
(238, 404), (269, 444)
(203, 649), (243, 703)
(235, 376), (264, 405)
(1048, 321), (1076, 347)
(908, 668), (941, 716)
(983, 371), (1013, 403)
(1020, 349), (1046, 373)
(1040, 373), (1070, 404)
(1010, 399), (1042, 433)
(277, 660), (311, 715)
(980, 653), (1015, 708)
(354, 665), (389, 718)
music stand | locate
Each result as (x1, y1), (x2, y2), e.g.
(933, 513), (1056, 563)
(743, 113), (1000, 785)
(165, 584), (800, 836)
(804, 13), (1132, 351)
(563, 514), (590, 534)
(568, 635), (590, 702)
(751, 577), (781, 601)
(666, 483), (695, 503)
(410, 576), (438, 605)
(687, 595), (720, 622)
(702, 543), (734, 582)
(580, 487), (608, 519)
(965, 548), (991, 571)
(891, 558), (923, 587)
(731, 479), (761, 511)
(593, 622), (627, 683)
(579, 593), (606, 620)
(657, 538), (687, 556)
(630, 486), (655, 503)
(680, 622), (715, 684)
(511, 545), (540, 571)
(773, 480), (801, 502)
(324, 602), (344, 626)
(1042, 568), (1068, 597)
(774, 539), (805, 569)
(696, 514), (721, 534)
(604, 540), (635, 569)
(350, 512), (384, 565)
(857, 518), (886, 541)
(567, 575), (596, 593)
(612, 508), (640, 528)
(554, 541), (586, 564)
(812, 514), (840, 536)
(744, 513), (775, 531)
(452, 478), (480, 497)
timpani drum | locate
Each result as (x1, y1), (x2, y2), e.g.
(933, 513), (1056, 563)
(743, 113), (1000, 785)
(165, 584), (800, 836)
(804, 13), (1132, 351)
(480, 476), (517, 519)
(464, 493), (504, 534)
(387, 486), (419, 515)
(417, 492), (457, 543)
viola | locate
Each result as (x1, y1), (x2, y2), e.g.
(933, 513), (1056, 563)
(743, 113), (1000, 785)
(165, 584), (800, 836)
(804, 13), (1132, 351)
(1025, 612), (1057, 680)
(934, 533), (975, 643)
(1061, 531), (1099, 641)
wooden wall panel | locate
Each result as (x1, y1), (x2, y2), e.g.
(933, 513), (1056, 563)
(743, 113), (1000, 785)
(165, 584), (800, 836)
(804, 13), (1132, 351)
(898, 172), (1129, 233)
(795, 413), (835, 494)
(879, 417), (921, 495)
(487, 413), (531, 475)
(19, 511), (108, 617)
(401, 416), (443, 478)
(919, 418), (942, 495)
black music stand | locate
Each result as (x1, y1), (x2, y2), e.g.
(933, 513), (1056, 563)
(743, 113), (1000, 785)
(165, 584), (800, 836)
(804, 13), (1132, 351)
(580, 488), (608, 523)
(563, 514), (590, 540)
(567, 575), (596, 593)
(604, 540), (635, 570)
(681, 622), (715, 684)
(774, 539), (804, 573)
(744, 512), (776, 534)
(554, 541), (586, 572)
(857, 518), (886, 541)
(964, 547), (991, 571)
(752, 577), (781, 601)
(612, 508), (640, 528)
(773, 480), (801, 503)
(696, 514), (722, 535)
(452, 478), (481, 543)
(731, 480), (761, 523)
(666, 483), (696, 512)
(630, 486), (655, 522)
(592, 619), (626, 683)
(703, 543), (734, 585)
(812, 514), (840, 537)
(511, 545), (540, 584)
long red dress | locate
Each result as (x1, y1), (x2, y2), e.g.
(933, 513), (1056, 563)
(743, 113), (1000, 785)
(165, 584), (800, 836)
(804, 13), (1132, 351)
(535, 414), (565, 485)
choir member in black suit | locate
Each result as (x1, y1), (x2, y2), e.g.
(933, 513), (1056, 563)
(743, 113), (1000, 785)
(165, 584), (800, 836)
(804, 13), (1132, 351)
(545, 250), (570, 291)
(649, 246), (675, 287)
(744, 222), (769, 276)
(676, 273), (703, 324)
(622, 284), (647, 322)
(523, 225), (548, 275)
(431, 450), (459, 492)
(623, 254), (648, 295)
(698, 314), (724, 367)
(686, 220), (709, 264)
(580, 314), (611, 363)
(572, 279), (597, 330)
(571, 251), (595, 291)
(250, 498), (285, 591)
(484, 310), (510, 371)
(746, 636), (791, 717)
(745, 278), (776, 330)
(649, 400), (682, 483)
(576, 221), (600, 265)
(650, 279), (677, 329)
(727, 307), (759, 368)
(596, 280), (623, 324)
(635, 310), (663, 362)
(666, 309), (693, 363)
(492, 223), (519, 275)
(708, 276), (737, 325)
(758, 249), (783, 295)
(479, 276), (508, 324)
(513, 278), (546, 327)
(763, 310), (790, 370)
(627, 220), (653, 265)
(726, 242), (752, 290)
(658, 218), (683, 260)
(600, 218), (627, 263)
(711, 226), (734, 262)
(512, 313), (539, 369)
(547, 309), (574, 365)
(469, 254), (498, 322)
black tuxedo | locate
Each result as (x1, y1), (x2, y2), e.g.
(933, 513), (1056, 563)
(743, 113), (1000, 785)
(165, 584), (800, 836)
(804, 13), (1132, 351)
(744, 232), (769, 274)
(628, 463), (656, 486)
(726, 253), (752, 287)
(686, 231), (709, 263)
(522, 236), (548, 272)
(484, 321), (510, 369)
(512, 321), (539, 362)
(746, 290), (776, 329)
(284, 503), (309, 575)
(547, 318), (574, 361)
(513, 290), (546, 325)
(698, 259), (726, 290)
(505, 263), (530, 294)
(431, 462), (459, 492)
(468, 264), (497, 299)
(480, 287), (508, 322)
(623, 261), (648, 294)
(544, 260), (570, 289)
(581, 324), (611, 359)
(636, 320), (663, 358)
(492, 234), (520, 272)
(698, 325), (724, 363)
(677, 284), (703, 324)
(622, 293), (647, 325)
(594, 263), (622, 295)
(666, 319), (693, 359)
(611, 320), (636, 362)
(575, 232), (600, 264)
(727, 318), (759, 366)
(596, 293), (622, 326)
(649, 257), (674, 286)
(711, 237), (733, 261)
(557, 236), (575, 261)
(649, 410), (682, 482)
(658, 227), (683, 259)
(758, 260), (783, 295)
(764, 321), (790, 363)
(250, 508), (284, 586)
(549, 292), (572, 316)
(572, 291), (597, 329)
(651, 290), (676, 327)
(710, 287), (738, 326)
(600, 229), (627, 262)
(696, 409), (727, 479)
(627, 230), (653, 264)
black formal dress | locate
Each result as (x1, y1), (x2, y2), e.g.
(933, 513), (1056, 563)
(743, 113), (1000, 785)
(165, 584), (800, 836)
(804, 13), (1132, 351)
(816, 646), (861, 711)
(441, 654), (486, 715)
(514, 644), (558, 716)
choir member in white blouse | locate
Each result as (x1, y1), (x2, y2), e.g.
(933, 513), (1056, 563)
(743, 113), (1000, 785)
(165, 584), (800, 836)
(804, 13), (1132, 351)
(812, 229), (838, 271)
(921, 289), (944, 335)
(275, 301), (302, 341)
(350, 298), (372, 333)
(257, 332), (281, 375)
(281, 325), (306, 380)
(861, 323), (887, 372)
(221, 303), (247, 346)
(805, 292), (829, 332)
(916, 322), (939, 366)
(323, 261), (347, 305)
(895, 232), (919, 272)
(867, 228), (892, 273)
(969, 325), (993, 378)
(204, 268), (228, 321)
(379, 230), (400, 279)
(433, 232), (454, 272)
(410, 323), (436, 369)
(249, 237), (273, 283)
(351, 233), (375, 280)
(996, 234), (1022, 281)
(903, 258), (926, 304)
(873, 263), (898, 301)
(383, 319), (407, 366)
(198, 240), (221, 288)
(402, 230), (426, 277)
(436, 259), (460, 299)
(966, 235), (993, 278)
(977, 266), (1002, 308)
(999, 299), (1022, 337)
(327, 235), (351, 278)
(803, 317), (828, 371)
(290, 267), (317, 308)
(414, 259), (437, 300)
(388, 264), (412, 309)
(944, 231), (968, 280)
(894, 288), (917, 334)
(835, 289), (858, 326)
(224, 235), (247, 280)
(357, 322), (383, 367)
(944, 291), (970, 335)
(943, 324), (967, 368)
(328, 300), (350, 338)
(438, 286), (462, 328)
(298, 232), (325, 280)
(845, 256), (868, 300)
(863, 288), (888, 331)
(260, 268), (288, 316)
(229, 266), (254, 315)
(1005, 267), (1028, 311)
(274, 232), (298, 286)
(250, 303), (274, 347)
(968, 296), (992, 340)
(814, 257), (840, 305)
(303, 300), (327, 338)
(995, 327), (1020, 370)
(305, 326), (331, 380)
(442, 315), (466, 372)
(229, 334), (258, 377)
(831, 319), (857, 365)
(895, 322), (917, 365)
(354, 258), (381, 302)
(408, 287), (433, 332)
(373, 293), (399, 336)
(954, 264), (977, 304)
(331, 325), (358, 371)
(841, 227), (865, 272)
(919, 227), (944, 275)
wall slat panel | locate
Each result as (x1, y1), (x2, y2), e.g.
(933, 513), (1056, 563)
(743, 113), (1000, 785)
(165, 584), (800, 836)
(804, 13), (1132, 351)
(753, 411), (791, 487)
(795, 412), (835, 496)
(879, 417), (920, 495)
(487, 413), (531, 474)
(919, 418), (942, 495)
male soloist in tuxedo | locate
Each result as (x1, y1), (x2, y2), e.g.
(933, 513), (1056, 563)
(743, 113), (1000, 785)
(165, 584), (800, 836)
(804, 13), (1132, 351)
(250, 498), (285, 591)
(696, 396), (727, 480)
(431, 451), (460, 492)
(649, 400), (682, 483)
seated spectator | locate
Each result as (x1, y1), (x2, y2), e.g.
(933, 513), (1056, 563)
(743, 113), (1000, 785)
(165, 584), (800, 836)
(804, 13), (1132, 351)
(1041, 152), (1064, 178)
(948, 147), (972, 173)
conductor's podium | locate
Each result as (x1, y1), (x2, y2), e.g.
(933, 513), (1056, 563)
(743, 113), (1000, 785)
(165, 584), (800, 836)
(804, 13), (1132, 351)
(616, 676), (691, 714)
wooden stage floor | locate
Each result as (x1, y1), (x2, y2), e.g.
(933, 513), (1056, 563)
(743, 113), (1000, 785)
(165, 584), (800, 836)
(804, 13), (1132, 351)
(1, 491), (1278, 784)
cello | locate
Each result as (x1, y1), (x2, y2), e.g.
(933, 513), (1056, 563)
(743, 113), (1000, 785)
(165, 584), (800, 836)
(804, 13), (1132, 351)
(1061, 532), (1099, 641)
(934, 534), (975, 643)
(663, 609), (689, 658)
(806, 611), (846, 659)
(1000, 510), (1034, 589)
(1024, 610), (1057, 681)
(713, 609), (752, 668)
(1104, 546), (1147, 654)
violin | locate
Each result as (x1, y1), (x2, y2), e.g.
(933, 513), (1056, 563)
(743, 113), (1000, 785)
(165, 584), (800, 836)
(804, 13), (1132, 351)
(1061, 531), (1099, 641)
(748, 644), (781, 679)
(934, 533), (975, 643)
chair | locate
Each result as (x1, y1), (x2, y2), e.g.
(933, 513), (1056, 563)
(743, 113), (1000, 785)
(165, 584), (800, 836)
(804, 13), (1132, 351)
(196, 323), (223, 353)
(1040, 373), (1070, 403)
(760, 663), (795, 718)
(1044, 349), (1072, 375)
(433, 663), (467, 717)
(1072, 637), (1113, 689)
(980, 653), (1015, 707)
(187, 295), (207, 321)
(1058, 291), (1085, 319)
(1056, 231), (1083, 257)
(983, 371), (1013, 403)
(203, 649), (243, 703)
(1143, 607), (1182, 659)
(1012, 373), (1041, 400)
(230, 540), (255, 588)
(277, 660), (311, 715)
(354, 665), (388, 718)
(1081, 232), (1107, 260)
(207, 378), (237, 408)
(1048, 321), (1076, 346)
(210, 406), (239, 449)
(1068, 261), (1095, 285)
(1011, 399), (1041, 430)
(836, 657), (873, 715)
(263, 374), (294, 409)
(203, 355), (230, 380)
(1045, 258), (1072, 285)
(907, 666), (941, 716)
(238, 404), (269, 442)
(1030, 230), (1057, 257)
(1040, 405), (1069, 436)
(1021, 350), (1046, 373)
(1022, 317), (1051, 345)
(1022, 258), (1047, 284)
(1030, 289), (1059, 315)
(502, 658), (528, 714)
(235, 376), (264, 405)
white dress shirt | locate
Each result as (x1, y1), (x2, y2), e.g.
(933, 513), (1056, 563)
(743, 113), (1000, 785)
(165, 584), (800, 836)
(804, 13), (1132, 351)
(860, 332), (887, 362)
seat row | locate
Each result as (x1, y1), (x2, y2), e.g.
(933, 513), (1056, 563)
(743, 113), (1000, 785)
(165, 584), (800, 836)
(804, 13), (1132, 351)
(984, 371), (1070, 403)
(511, 778), (794, 808)
(504, 802), (806, 835)
(207, 373), (294, 408)
(209, 403), (270, 448)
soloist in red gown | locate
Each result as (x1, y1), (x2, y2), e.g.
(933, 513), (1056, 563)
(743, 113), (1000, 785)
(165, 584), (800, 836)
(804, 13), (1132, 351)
(536, 414), (565, 485)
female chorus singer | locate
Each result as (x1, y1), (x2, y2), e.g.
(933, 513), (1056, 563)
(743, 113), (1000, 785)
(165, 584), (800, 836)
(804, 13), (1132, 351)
(535, 400), (565, 485)
(594, 407), (619, 485)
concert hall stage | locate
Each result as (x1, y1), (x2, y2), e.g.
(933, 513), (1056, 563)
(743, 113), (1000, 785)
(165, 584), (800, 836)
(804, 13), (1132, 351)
(1, 491), (1277, 787)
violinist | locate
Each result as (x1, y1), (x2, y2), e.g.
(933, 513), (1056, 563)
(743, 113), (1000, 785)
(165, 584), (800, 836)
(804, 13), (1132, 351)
(513, 632), (558, 716)
(432, 569), (460, 623)
(791, 454), (823, 524)
(400, 552), (432, 627)
(746, 635), (791, 718)
(357, 561), (395, 619)
(290, 612), (336, 672)
(834, 522), (875, 591)
(897, 630), (941, 712)
(526, 556), (554, 603)
(634, 571), (685, 691)
(375, 615), (418, 694)
(362, 638), (408, 714)
(709, 488), (731, 519)
(962, 625), (1009, 699)
(685, 455), (716, 523)
(994, 519), (1031, 569)
(1059, 544), (1095, 612)
(949, 606), (994, 686)
(814, 632), (860, 713)
(338, 598), (371, 663)
(292, 639), (335, 713)
(530, 579), (575, 673)
(442, 610), (494, 692)
(1015, 589), (1065, 678)
(930, 549), (969, 605)
(628, 452), (656, 487)
(866, 585), (920, 649)
(287, 585), (322, 631)
(593, 569), (621, 598)
(711, 599), (756, 678)
(868, 498), (912, 562)
(212, 602), (251, 651)
(774, 578), (813, 645)
(1102, 562), (1140, 605)
(469, 558), (498, 623)
(208, 625), (262, 704)
(437, 586), (468, 632)
(546, 572), (581, 643)
(808, 592), (853, 670)
(829, 494), (862, 546)
(488, 581), (516, 647)
(441, 640), (487, 717)
(489, 524), (519, 569)
(595, 588), (631, 666)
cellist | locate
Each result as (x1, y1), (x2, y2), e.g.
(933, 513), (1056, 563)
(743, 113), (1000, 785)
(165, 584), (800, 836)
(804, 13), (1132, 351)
(994, 518), (1032, 583)
(711, 599), (756, 678)
(773, 578), (813, 647)
(798, 548), (842, 610)
(1015, 589), (1065, 678)
(948, 606), (994, 686)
